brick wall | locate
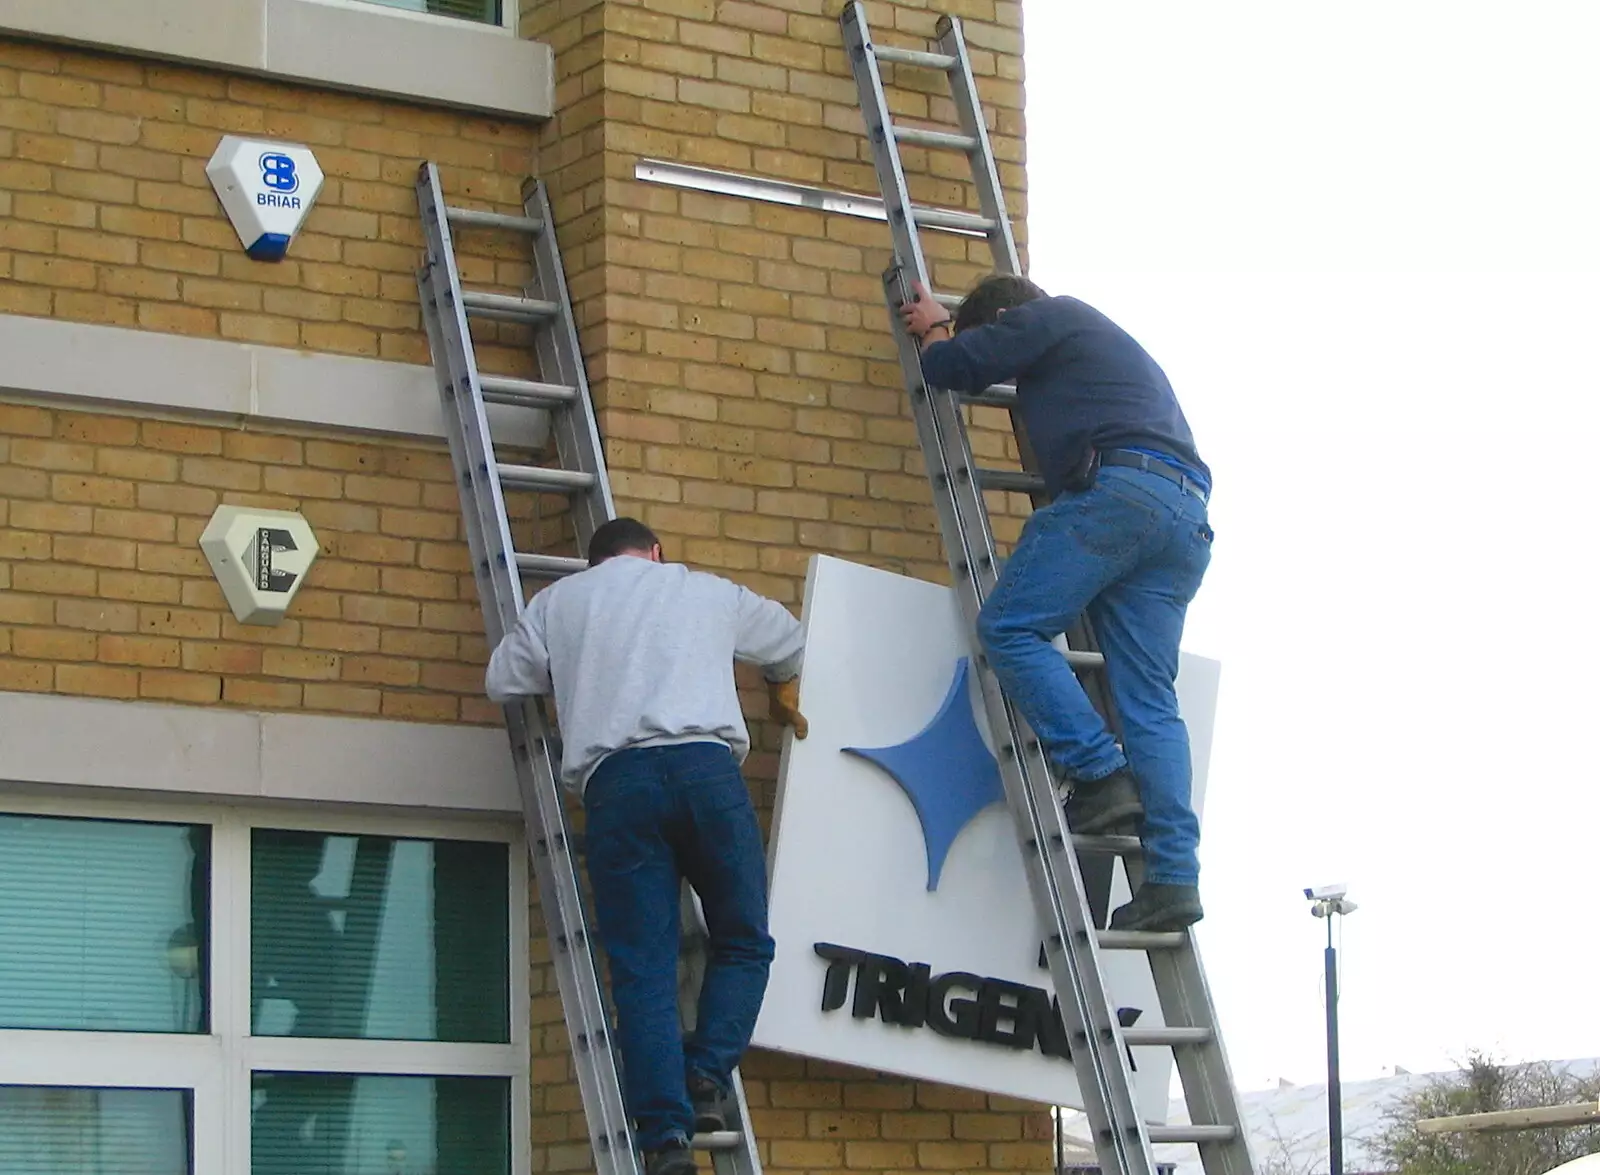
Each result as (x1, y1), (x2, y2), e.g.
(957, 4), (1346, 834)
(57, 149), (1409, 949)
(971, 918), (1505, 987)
(532, 0), (1030, 600)
(0, 402), (563, 721)
(0, 36), (540, 372)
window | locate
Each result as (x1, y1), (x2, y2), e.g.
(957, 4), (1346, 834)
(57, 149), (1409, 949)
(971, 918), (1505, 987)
(0, 814), (208, 1034)
(353, 0), (502, 25)
(0, 799), (527, 1175)
(251, 1074), (509, 1174)
(252, 831), (509, 1043)
(0, 1087), (191, 1174)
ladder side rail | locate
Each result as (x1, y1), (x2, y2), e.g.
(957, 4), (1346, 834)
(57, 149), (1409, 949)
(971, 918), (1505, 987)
(925, 6), (1131, 870)
(934, 15), (1022, 277)
(418, 162), (528, 634)
(523, 179), (615, 546)
(844, 5), (1161, 1168)
(1148, 944), (1256, 1174)
(718, 1074), (763, 1175)
(524, 177), (768, 1175)
(841, 5), (933, 289)
(930, 25), (1251, 1162)
(506, 708), (640, 1175)
(929, 11), (1053, 510)
(909, 305), (1158, 1175)
(842, 11), (1255, 1173)
(416, 163), (643, 1175)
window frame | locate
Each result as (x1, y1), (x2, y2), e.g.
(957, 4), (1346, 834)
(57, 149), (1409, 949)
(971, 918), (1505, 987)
(0, 791), (530, 1175)
(302, 0), (514, 35)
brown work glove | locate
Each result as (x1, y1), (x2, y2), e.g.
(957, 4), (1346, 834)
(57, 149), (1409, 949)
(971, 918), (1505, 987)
(767, 678), (808, 740)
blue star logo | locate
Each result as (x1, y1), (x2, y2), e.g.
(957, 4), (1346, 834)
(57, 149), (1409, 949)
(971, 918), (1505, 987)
(844, 658), (1005, 891)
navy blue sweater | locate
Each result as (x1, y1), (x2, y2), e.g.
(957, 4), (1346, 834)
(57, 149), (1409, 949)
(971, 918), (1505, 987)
(918, 295), (1209, 501)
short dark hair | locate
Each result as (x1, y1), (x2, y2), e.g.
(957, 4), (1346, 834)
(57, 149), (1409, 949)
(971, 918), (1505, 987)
(953, 273), (1049, 334)
(587, 517), (660, 564)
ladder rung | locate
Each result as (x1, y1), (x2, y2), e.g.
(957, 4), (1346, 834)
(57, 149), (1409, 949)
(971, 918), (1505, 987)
(872, 44), (957, 71)
(515, 552), (588, 579)
(910, 205), (998, 233)
(692, 1132), (743, 1152)
(480, 374), (578, 408)
(1122, 1026), (1212, 1048)
(974, 468), (1044, 495)
(462, 290), (561, 322)
(933, 291), (962, 310)
(446, 205), (545, 235)
(960, 384), (1016, 408)
(1097, 930), (1186, 951)
(1148, 1124), (1238, 1145)
(893, 125), (979, 152)
(496, 463), (597, 493)
(1070, 834), (1141, 856)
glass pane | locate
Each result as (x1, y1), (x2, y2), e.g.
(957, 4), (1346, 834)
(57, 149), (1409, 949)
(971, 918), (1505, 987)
(0, 814), (209, 1033)
(252, 830), (509, 1042)
(251, 1074), (509, 1175)
(354, 0), (500, 24)
(0, 1086), (190, 1174)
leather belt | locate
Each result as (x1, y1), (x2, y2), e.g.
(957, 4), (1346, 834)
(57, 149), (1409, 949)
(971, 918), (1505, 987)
(1100, 449), (1210, 503)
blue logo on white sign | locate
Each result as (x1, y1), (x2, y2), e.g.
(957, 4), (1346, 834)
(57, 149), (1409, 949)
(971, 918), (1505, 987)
(207, 136), (323, 262)
(844, 658), (1005, 891)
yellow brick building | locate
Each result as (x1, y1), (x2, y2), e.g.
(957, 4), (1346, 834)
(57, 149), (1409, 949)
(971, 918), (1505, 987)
(0, 0), (1051, 1171)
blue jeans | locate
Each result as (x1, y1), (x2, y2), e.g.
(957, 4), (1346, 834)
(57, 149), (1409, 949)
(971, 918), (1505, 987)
(976, 465), (1213, 885)
(582, 742), (775, 1151)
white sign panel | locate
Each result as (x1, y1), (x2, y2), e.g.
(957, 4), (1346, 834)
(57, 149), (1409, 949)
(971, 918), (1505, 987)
(206, 136), (324, 261)
(199, 506), (319, 625)
(753, 556), (1221, 1119)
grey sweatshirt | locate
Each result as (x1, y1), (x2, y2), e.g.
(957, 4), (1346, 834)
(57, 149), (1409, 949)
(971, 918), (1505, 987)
(484, 555), (804, 793)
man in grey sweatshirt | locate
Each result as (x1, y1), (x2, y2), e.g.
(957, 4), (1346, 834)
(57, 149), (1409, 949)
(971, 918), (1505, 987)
(486, 517), (806, 1175)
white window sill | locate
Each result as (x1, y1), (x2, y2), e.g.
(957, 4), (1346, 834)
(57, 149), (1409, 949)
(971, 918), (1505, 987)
(0, 0), (552, 120)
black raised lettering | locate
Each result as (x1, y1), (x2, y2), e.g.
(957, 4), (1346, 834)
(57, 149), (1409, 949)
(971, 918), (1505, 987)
(852, 953), (910, 1024)
(899, 961), (930, 1029)
(926, 971), (982, 1039)
(974, 979), (1033, 1048)
(814, 943), (864, 1013)
(1034, 993), (1072, 1060)
(1118, 1007), (1143, 1073)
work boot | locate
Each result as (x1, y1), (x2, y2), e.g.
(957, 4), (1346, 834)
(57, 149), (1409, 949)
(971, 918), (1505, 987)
(687, 1073), (728, 1134)
(645, 1143), (696, 1175)
(1063, 767), (1144, 836)
(1109, 883), (1203, 932)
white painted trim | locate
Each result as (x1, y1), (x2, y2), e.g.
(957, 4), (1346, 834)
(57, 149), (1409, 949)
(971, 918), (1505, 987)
(0, 1030), (226, 1079)
(0, 1034), (228, 1174)
(0, 0), (552, 120)
(0, 690), (522, 815)
(0, 314), (549, 448)
(213, 813), (250, 1175)
(244, 1038), (522, 1074)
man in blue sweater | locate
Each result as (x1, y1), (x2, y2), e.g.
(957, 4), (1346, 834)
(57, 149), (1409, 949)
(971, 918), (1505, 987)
(486, 518), (807, 1175)
(900, 275), (1213, 933)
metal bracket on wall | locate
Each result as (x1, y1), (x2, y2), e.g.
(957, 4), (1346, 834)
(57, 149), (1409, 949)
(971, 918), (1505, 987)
(633, 159), (986, 237)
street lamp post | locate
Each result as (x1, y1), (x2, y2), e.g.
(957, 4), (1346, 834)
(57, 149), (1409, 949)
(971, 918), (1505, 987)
(1305, 885), (1357, 1175)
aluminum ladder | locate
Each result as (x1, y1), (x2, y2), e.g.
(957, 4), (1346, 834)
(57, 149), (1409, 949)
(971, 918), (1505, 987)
(414, 162), (764, 1175)
(837, 8), (1255, 1174)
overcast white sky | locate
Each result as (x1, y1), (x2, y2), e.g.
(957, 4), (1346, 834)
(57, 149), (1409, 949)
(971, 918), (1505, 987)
(1024, 2), (1600, 1091)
